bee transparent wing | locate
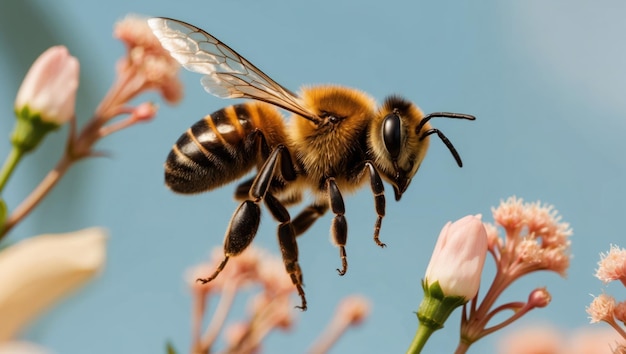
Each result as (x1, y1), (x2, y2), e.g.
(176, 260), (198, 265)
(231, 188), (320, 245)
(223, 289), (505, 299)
(148, 17), (321, 123)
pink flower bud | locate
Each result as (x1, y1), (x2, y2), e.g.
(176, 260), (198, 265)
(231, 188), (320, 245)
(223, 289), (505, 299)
(14, 46), (79, 125)
(425, 215), (488, 299)
(527, 287), (551, 309)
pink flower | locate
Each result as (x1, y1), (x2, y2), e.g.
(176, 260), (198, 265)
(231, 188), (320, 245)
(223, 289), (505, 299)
(490, 197), (572, 277)
(497, 324), (565, 354)
(588, 293), (617, 324)
(457, 197), (572, 352)
(596, 245), (626, 286)
(14, 46), (79, 125)
(425, 215), (488, 299)
(95, 15), (182, 121)
(309, 295), (371, 353)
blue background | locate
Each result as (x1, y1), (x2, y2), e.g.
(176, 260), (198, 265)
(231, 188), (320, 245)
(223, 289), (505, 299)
(1, 1), (625, 353)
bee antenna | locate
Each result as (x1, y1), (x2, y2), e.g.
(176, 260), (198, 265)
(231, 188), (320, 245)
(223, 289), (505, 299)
(419, 129), (464, 167)
(415, 112), (476, 134)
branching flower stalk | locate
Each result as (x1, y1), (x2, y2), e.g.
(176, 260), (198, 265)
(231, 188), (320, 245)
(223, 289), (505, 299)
(587, 244), (626, 348)
(455, 197), (572, 354)
(186, 247), (370, 354)
(0, 15), (182, 240)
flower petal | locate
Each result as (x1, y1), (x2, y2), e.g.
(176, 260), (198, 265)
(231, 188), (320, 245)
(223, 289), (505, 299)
(0, 227), (107, 341)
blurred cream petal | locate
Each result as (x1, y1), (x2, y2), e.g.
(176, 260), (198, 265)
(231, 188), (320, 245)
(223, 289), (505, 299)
(0, 227), (107, 341)
(0, 341), (49, 354)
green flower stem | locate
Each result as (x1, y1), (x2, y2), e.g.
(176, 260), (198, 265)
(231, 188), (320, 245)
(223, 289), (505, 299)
(0, 146), (25, 193)
(11, 108), (59, 153)
(406, 322), (437, 354)
(406, 281), (468, 354)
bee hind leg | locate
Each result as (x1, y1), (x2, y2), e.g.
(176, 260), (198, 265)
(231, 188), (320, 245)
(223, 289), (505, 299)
(199, 143), (292, 285)
(326, 177), (348, 276)
(198, 199), (261, 283)
(252, 144), (307, 310)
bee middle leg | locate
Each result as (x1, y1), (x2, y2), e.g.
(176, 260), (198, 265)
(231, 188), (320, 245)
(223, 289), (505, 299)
(292, 203), (329, 236)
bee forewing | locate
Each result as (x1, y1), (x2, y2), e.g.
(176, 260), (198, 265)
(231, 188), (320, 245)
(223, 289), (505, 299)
(147, 17), (321, 123)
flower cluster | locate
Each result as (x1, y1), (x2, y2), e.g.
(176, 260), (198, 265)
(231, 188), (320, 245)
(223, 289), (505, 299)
(0, 14), (182, 238)
(456, 197), (572, 353)
(498, 324), (624, 354)
(0, 14), (182, 351)
(185, 246), (370, 354)
(587, 244), (626, 348)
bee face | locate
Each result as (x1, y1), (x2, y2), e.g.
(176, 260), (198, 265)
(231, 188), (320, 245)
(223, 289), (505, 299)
(369, 96), (430, 200)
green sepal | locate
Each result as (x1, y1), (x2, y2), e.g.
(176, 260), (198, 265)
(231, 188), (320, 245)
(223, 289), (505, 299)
(12, 105), (60, 153)
(417, 279), (467, 330)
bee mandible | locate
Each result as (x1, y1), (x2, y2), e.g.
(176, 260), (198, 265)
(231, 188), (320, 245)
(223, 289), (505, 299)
(148, 17), (476, 310)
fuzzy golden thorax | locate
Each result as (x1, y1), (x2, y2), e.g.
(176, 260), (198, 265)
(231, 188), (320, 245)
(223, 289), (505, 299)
(288, 85), (377, 188)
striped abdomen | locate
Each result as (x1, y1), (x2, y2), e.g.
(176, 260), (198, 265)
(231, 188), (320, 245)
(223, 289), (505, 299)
(165, 102), (288, 194)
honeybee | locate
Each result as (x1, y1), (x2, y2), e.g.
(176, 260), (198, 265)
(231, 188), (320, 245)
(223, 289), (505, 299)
(148, 17), (475, 310)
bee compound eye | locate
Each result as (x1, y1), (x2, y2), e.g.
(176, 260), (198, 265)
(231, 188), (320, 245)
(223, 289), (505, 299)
(382, 113), (402, 159)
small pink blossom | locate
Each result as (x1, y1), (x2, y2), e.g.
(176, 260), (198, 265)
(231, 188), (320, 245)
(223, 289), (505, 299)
(568, 328), (626, 354)
(95, 15), (182, 121)
(491, 196), (525, 233)
(15, 46), (79, 125)
(336, 295), (371, 326)
(497, 324), (565, 354)
(308, 295), (371, 354)
(498, 326), (625, 354)
(128, 102), (158, 123)
(588, 294), (617, 324)
(596, 245), (626, 286)
(483, 222), (502, 251)
(425, 215), (488, 299)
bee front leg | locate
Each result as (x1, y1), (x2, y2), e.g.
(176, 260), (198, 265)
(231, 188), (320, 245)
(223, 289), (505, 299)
(264, 193), (307, 311)
(364, 162), (387, 247)
(326, 177), (348, 276)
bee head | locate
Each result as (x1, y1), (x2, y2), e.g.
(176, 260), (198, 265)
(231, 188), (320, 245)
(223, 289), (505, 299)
(370, 96), (475, 201)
